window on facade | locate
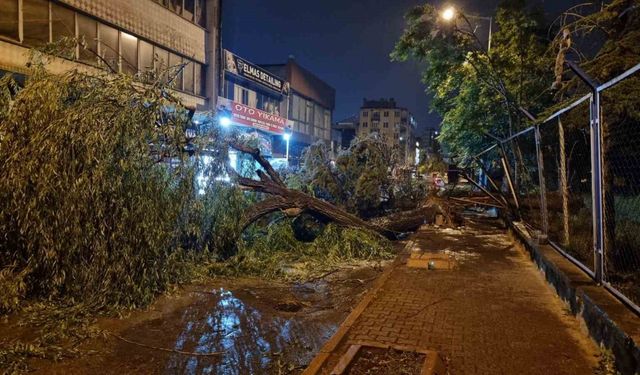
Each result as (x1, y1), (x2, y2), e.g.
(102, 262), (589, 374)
(183, 0), (195, 21)
(138, 40), (154, 71)
(383, 122), (389, 128)
(169, 53), (183, 90)
(52, 3), (74, 43)
(183, 61), (194, 94)
(384, 111), (389, 117)
(169, 0), (182, 13)
(195, 63), (206, 96)
(195, 0), (206, 27)
(324, 110), (330, 129)
(23, 0), (50, 47)
(77, 15), (98, 64)
(362, 122), (368, 128)
(98, 24), (119, 72)
(395, 111), (400, 117)
(241, 89), (249, 105)
(154, 47), (169, 82)
(314, 103), (323, 127)
(362, 111), (368, 117)
(0, 0), (19, 40)
(121, 32), (138, 75)
(306, 100), (313, 124)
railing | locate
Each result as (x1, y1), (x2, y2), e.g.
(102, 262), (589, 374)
(470, 62), (640, 316)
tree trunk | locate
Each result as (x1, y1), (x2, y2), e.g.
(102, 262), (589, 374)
(230, 143), (452, 239)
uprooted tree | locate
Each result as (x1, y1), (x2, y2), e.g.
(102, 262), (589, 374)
(227, 139), (458, 241)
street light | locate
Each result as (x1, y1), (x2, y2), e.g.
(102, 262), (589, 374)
(441, 6), (456, 21)
(439, 5), (492, 53)
(219, 116), (232, 127)
(283, 126), (292, 166)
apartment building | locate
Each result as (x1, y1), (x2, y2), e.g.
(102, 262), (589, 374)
(0, 0), (221, 111)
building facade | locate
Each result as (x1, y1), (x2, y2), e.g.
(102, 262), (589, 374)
(357, 98), (418, 165)
(261, 57), (335, 164)
(0, 0), (221, 111)
(219, 49), (293, 162)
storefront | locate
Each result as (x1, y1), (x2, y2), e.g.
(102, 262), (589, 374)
(218, 50), (292, 162)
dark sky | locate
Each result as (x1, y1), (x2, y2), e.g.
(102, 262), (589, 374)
(222, 0), (579, 136)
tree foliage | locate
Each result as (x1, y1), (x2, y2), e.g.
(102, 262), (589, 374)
(392, 0), (553, 162)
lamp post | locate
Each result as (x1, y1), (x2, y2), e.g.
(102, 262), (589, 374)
(440, 6), (493, 54)
(283, 126), (292, 166)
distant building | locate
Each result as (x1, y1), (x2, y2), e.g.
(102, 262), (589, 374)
(357, 98), (418, 165)
(0, 0), (221, 112)
(333, 115), (358, 150)
(261, 57), (336, 164)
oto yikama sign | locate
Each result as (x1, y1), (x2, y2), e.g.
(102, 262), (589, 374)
(224, 50), (289, 95)
(218, 97), (293, 135)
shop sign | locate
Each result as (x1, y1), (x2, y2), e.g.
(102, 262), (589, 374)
(218, 97), (292, 135)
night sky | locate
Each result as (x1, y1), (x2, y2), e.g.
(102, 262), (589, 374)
(222, 0), (581, 136)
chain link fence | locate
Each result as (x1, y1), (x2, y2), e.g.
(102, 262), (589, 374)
(467, 63), (640, 314)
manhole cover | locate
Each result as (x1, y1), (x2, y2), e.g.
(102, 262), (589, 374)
(406, 252), (456, 270)
(331, 344), (445, 375)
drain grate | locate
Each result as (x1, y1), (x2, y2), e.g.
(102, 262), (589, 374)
(331, 343), (445, 375)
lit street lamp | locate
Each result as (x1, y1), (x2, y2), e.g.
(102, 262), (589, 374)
(440, 5), (493, 53)
(283, 126), (292, 166)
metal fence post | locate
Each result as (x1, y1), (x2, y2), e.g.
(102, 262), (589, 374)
(534, 125), (549, 236)
(566, 61), (605, 284)
(590, 91), (605, 284)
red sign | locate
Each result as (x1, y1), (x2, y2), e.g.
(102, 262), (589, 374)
(218, 97), (292, 135)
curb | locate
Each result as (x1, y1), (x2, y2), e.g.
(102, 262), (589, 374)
(509, 223), (640, 375)
(302, 239), (415, 375)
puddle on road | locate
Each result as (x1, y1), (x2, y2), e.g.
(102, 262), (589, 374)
(162, 287), (337, 374)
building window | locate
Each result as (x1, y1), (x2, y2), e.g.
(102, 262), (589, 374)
(183, 0), (195, 21)
(384, 111), (389, 117)
(183, 61), (194, 94)
(395, 111), (400, 117)
(169, 52), (183, 90)
(98, 23), (119, 72)
(78, 15), (98, 64)
(362, 122), (368, 128)
(120, 32), (138, 75)
(0, 0), (19, 40)
(195, 0), (206, 27)
(241, 89), (249, 105)
(362, 111), (368, 117)
(23, 0), (50, 47)
(51, 3), (75, 43)
(138, 39), (154, 71)
(168, 0), (182, 13)
(383, 122), (389, 128)
(195, 63), (206, 96)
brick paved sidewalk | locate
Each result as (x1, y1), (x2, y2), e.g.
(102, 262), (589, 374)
(305, 219), (601, 374)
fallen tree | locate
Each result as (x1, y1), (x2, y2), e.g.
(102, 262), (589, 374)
(229, 142), (457, 239)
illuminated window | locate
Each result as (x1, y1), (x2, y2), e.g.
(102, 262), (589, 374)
(121, 32), (138, 75)
(0, 0), (19, 40)
(23, 0), (50, 47)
